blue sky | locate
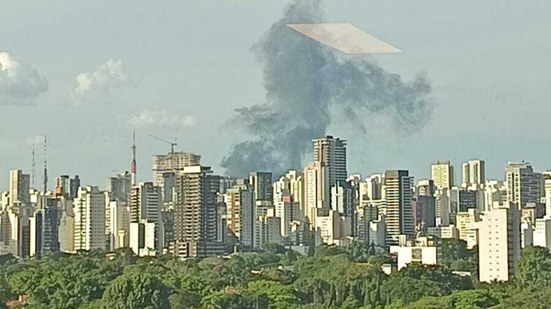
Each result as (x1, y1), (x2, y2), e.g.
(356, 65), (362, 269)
(1, 0), (550, 188)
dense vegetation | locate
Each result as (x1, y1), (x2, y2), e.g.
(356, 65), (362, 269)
(0, 241), (549, 308)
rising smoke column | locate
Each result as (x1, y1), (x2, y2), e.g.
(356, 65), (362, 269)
(222, 0), (433, 177)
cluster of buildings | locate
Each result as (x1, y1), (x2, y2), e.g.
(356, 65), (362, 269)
(1, 135), (550, 284)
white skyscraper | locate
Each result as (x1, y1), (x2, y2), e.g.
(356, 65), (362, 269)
(304, 162), (329, 223)
(107, 200), (130, 250)
(462, 160), (486, 188)
(478, 202), (521, 283)
(73, 186), (106, 251)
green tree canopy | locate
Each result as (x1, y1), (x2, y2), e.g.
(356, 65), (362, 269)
(101, 271), (170, 309)
(515, 246), (551, 287)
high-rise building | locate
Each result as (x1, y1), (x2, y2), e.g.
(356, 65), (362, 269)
(73, 186), (106, 251)
(484, 180), (507, 212)
(107, 172), (132, 203)
(415, 195), (436, 231)
(249, 172), (273, 203)
(274, 171), (305, 222)
(152, 152), (201, 188)
(313, 135), (347, 188)
(456, 209), (480, 249)
(384, 170), (414, 245)
(331, 181), (355, 218)
(9, 170), (30, 206)
(534, 216), (551, 252)
(478, 202), (521, 283)
(416, 179), (436, 197)
(304, 162), (329, 223)
(173, 166), (225, 258)
(545, 179), (551, 218)
(69, 175), (80, 199)
(107, 201), (130, 250)
(58, 212), (74, 253)
(54, 175), (70, 197)
(431, 161), (454, 189)
(449, 188), (479, 213)
(274, 192), (298, 239)
(224, 180), (256, 248)
(29, 197), (60, 259)
(506, 162), (541, 207)
(255, 208), (282, 249)
(462, 160), (485, 187)
(435, 188), (451, 225)
(356, 203), (379, 243)
(128, 182), (163, 256)
(365, 174), (383, 201)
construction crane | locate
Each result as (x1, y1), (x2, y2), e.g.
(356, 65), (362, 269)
(148, 134), (178, 171)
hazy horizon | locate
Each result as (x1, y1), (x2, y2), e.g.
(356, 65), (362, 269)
(2, 0), (550, 189)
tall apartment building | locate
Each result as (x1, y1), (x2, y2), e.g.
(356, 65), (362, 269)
(30, 197), (60, 259)
(274, 192), (298, 238)
(107, 200), (130, 250)
(9, 170), (30, 206)
(54, 175), (70, 197)
(415, 195), (436, 231)
(173, 166), (225, 258)
(533, 216), (551, 252)
(274, 171), (305, 222)
(153, 152), (201, 184)
(462, 160), (485, 187)
(478, 202), (521, 283)
(249, 172), (273, 203)
(73, 186), (106, 251)
(506, 162), (541, 207)
(224, 180), (255, 248)
(416, 179), (436, 197)
(129, 182), (163, 256)
(365, 174), (384, 201)
(69, 175), (81, 199)
(304, 162), (329, 223)
(456, 209), (480, 249)
(384, 170), (414, 245)
(313, 136), (347, 188)
(107, 172), (132, 202)
(255, 208), (282, 249)
(431, 161), (454, 189)
(331, 181), (355, 218)
(484, 180), (507, 212)
(545, 179), (551, 218)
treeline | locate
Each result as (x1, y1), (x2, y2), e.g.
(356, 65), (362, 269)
(0, 241), (549, 308)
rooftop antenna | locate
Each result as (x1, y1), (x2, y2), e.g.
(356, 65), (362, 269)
(31, 142), (36, 189)
(43, 135), (48, 193)
(131, 129), (137, 186)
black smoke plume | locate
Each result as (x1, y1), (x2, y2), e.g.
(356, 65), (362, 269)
(222, 0), (433, 177)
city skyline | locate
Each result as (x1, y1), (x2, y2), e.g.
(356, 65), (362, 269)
(2, 132), (548, 192)
(1, 0), (551, 189)
(2, 1), (551, 307)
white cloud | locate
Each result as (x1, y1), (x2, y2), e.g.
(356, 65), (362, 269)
(128, 110), (197, 128)
(0, 52), (49, 104)
(72, 59), (133, 105)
